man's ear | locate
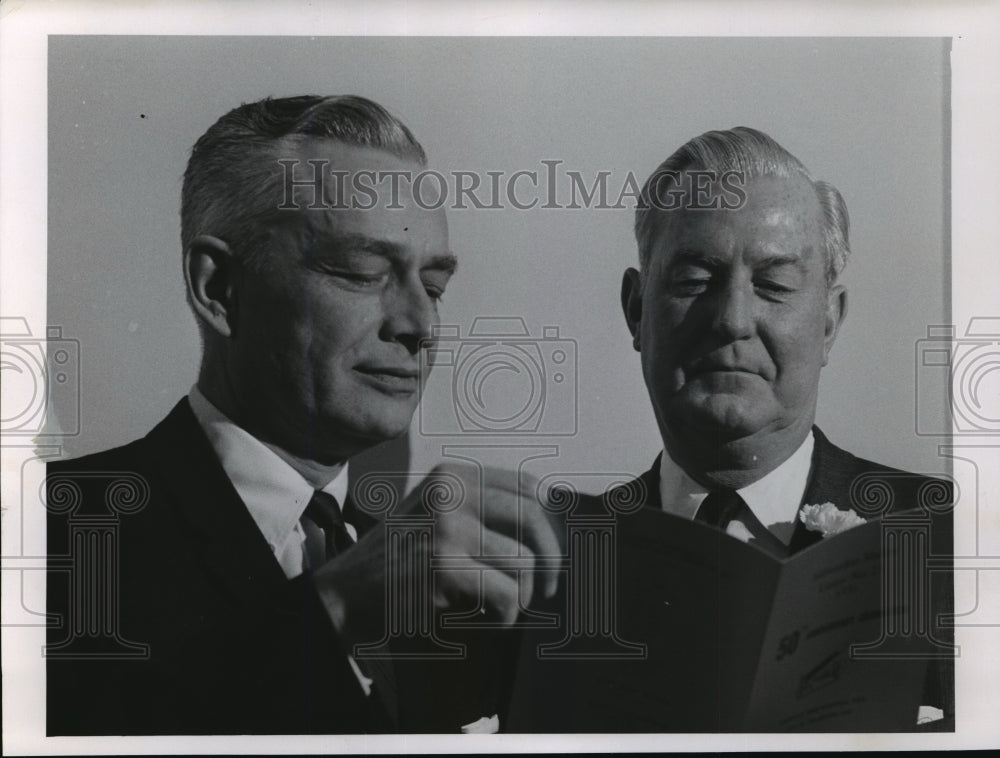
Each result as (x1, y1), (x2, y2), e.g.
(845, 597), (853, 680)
(185, 235), (238, 339)
(621, 267), (644, 352)
(822, 283), (848, 365)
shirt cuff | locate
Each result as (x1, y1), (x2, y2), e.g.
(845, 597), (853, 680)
(347, 655), (374, 697)
(917, 705), (945, 724)
(461, 714), (500, 734)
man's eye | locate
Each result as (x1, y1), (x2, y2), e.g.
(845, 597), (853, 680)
(422, 274), (451, 303)
(334, 271), (388, 287)
(671, 277), (711, 295)
(423, 282), (447, 303)
(754, 279), (793, 297)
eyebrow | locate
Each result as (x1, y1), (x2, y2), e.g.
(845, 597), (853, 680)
(322, 232), (458, 273)
(670, 250), (806, 270)
(670, 250), (728, 269)
(426, 252), (459, 274)
(753, 253), (807, 271)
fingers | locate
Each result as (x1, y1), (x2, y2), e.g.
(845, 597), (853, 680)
(435, 556), (526, 627)
(479, 464), (539, 498)
(485, 511), (559, 600)
(479, 474), (560, 600)
(481, 567), (521, 625)
(424, 462), (540, 502)
(323, 463), (561, 644)
(481, 528), (536, 609)
(435, 525), (537, 603)
(436, 516), (533, 558)
(409, 463), (562, 602)
(458, 476), (560, 599)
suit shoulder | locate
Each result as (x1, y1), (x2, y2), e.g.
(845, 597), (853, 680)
(48, 399), (192, 477)
(548, 473), (655, 519)
(48, 437), (148, 474)
(812, 427), (953, 514)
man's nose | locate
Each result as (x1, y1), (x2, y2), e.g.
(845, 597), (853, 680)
(711, 280), (754, 341)
(381, 279), (436, 354)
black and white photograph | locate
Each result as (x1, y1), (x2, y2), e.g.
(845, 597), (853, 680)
(1, 1), (998, 753)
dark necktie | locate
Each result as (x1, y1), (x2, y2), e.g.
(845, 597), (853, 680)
(696, 488), (789, 558)
(303, 489), (354, 560)
(303, 489), (398, 727)
(695, 489), (745, 529)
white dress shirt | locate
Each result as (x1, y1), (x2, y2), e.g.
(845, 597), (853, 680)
(187, 386), (372, 695)
(186, 386), (505, 731)
(658, 432), (815, 545)
(188, 386), (352, 576)
(657, 432), (942, 724)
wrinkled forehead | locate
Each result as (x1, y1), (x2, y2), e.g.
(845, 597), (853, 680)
(264, 138), (447, 242)
(646, 172), (824, 260)
(273, 137), (426, 206)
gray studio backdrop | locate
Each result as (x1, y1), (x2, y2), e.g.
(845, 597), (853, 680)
(48, 36), (949, 488)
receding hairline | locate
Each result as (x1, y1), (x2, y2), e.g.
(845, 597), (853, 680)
(180, 94), (428, 256)
(645, 169), (825, 234)
(269, 133), (428, 170)
(634, 128), (851, 285)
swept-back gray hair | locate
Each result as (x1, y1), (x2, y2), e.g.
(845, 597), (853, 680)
(634, 126), (850, 285)
(181, 95), (426, 271)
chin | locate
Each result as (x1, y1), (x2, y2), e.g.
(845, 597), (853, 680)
(352, 411), (416, 445)
(366, 421), (412, 444)
(671, 397), (769, 439)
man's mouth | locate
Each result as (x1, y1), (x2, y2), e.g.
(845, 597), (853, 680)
(687, 358), (761, 379)
(690, 363), (755, 375)
(354, 365), (420, 391)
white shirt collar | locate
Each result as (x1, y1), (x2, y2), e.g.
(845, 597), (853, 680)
(187, 386), (350, 559)
(187, 388), (374, 694)
(658, 431), (814, 544)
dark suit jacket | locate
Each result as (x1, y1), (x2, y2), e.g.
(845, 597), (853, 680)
(505, 427), (954, 732)
(46, 399), (506, 735)
(618, 427), (955, 557)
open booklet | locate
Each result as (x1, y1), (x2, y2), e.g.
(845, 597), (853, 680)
(505, 504), (950, 732)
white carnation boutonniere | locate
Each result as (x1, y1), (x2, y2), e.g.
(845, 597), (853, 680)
(799, 502), (867, 538)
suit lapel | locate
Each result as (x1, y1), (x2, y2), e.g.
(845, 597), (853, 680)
(139, 400), (396, 732)
(635, 433), (861, 556)
(143, 399), (387, 594)
(634, 455), (663, 512)
(142, 399), (292, 603)
(788, 427), (860, 553)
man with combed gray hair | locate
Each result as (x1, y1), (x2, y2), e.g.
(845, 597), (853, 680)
(624, 127), (952, 730)
(511, 127), (953, 732)
(625, 127), (856, 491)
(47, 95), (559, 735)
(634, 126), (851, 286)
